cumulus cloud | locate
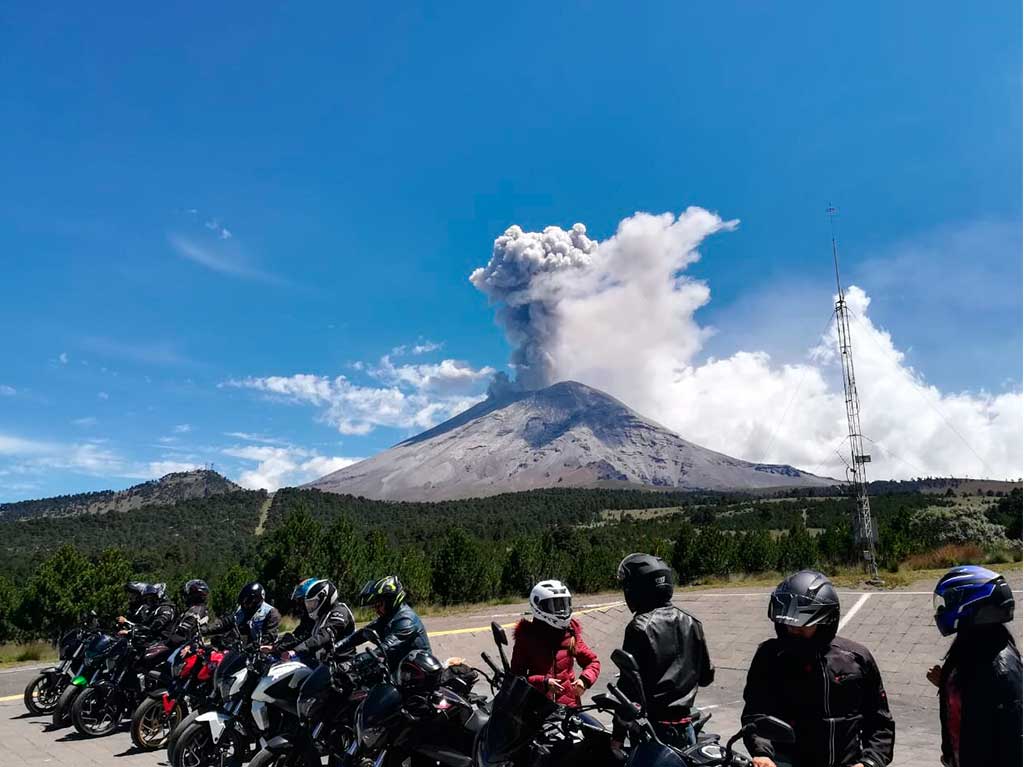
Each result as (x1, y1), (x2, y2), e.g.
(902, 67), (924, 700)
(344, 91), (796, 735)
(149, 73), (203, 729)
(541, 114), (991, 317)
(223, 444), (361, 491)
(470, 210), (1022, 480)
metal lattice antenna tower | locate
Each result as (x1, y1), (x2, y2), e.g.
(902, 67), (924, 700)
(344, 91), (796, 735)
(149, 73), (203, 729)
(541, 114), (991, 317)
(828, 205), (880, 581)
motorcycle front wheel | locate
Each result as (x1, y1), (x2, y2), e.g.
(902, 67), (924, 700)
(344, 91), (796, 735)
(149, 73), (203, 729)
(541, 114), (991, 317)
(51, 684), (81, 728)
(23, 673), (64, 715)
(174, 720), (248, 767)
(131, 695), (185, 750)
(71, 685), (123, 737)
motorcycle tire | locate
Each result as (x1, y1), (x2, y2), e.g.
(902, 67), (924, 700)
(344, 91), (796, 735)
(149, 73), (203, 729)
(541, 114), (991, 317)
(173, 719), (248, 767)
(71, 685), (122, 738)
(167, 707), (203, 765)
(23, 673), (64, 715)
(131, 695), (185, 750)
(51, 684), (81, 729)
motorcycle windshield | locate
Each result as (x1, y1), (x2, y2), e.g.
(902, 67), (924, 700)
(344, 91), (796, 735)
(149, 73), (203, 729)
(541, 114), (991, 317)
(84, 633), (115, 660)
(478, 675), (557, 764)
(297, 663), (332, 722)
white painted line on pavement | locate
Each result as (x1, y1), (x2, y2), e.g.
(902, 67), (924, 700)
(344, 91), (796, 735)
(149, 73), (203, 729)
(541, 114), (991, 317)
(0, 664), (45, 674)
(838, 593), (871, 631)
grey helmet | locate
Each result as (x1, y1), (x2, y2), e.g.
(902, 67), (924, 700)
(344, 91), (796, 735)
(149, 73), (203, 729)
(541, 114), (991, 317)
(769, 570), (840, 644)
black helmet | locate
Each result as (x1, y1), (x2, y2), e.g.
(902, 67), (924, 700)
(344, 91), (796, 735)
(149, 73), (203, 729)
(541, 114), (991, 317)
(144, 582), (167, 602)
(617, 553), (673, 612)
(238, 582), (266, 616)
(769, 570), (840, 644)
(125, 581), (147, 606)
(933, 565), (1015, 637)
(398, 650), (444, 693)
(183, 579), (210, 606)
(357, 576), (406, 614)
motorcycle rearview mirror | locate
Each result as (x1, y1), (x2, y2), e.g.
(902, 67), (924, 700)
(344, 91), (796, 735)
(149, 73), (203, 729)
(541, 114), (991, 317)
(490, 621), (511, 672)
(610, 649), (647, 712)
(610, 649), (638, 674)
(753, 715), (795, 744)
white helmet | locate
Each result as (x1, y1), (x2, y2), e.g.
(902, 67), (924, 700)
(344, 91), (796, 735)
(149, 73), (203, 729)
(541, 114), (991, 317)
(529, 580), (573, 630)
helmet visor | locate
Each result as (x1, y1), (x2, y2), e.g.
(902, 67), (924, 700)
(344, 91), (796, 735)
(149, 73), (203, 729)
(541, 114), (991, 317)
(539, 596), (572, 619)
(769, 591), (837, 627)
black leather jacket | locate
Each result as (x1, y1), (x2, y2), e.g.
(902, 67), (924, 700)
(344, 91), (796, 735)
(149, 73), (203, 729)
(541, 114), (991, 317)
(139, 600), (177, 640)
(939, 628), (1022, 767)
(278, 603), (355, 658)
(742, 635), (894, 767)
(615, 602), (714, 739)
(165, 605), (210, 648)
(206, 602), (282, 646)
(335, 603), (430, 671)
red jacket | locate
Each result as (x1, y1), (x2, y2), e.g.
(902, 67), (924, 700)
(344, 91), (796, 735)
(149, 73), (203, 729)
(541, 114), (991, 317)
(510, 617), (601, 707)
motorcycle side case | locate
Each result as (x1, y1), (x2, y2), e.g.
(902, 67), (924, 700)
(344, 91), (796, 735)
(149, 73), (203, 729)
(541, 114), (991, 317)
(195, 710), (230, 743)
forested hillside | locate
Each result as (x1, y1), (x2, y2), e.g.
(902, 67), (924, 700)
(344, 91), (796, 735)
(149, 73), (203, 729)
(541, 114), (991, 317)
(0, 484), (1018, 641)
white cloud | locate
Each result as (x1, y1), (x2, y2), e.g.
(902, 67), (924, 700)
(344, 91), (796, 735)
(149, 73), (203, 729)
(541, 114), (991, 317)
(173, 423), (192, 434)
(0, 384), (15, 396)
(223, 431), (290, 445)
(97, 391), (110, 400)
(470, 210), (1023, 480)
(72, 416), (98, 427)
(223, 444), (361, 490)
(59, 352), (69, 364)
(169, 234), (281, 284)
(81, 336), (193, 367)
(223, 353), (492, 435)
(146, 460), (201, 477)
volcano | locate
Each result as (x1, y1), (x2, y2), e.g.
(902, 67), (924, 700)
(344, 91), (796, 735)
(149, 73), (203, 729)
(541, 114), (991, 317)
(307, 381), (835, 501)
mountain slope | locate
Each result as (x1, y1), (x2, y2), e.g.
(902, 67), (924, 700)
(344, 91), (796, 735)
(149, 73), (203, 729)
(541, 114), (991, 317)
(308, 381), (834, 501)
(0, 469), (243, 520)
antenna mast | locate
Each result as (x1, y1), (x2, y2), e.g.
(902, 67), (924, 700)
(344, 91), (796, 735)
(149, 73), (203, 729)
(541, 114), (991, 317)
(828, 205), (880, 582)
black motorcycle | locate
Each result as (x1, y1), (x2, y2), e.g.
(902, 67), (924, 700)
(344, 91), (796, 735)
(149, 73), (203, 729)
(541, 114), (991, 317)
(474, 621), (610, 767)
(22, 616), (100, 716)
(599, 649), (795, 767)
(344, 630), (490, 767)
(248, 649), (387, 767)
(70, 628), (172, 738)
(50, 629), (116, 728)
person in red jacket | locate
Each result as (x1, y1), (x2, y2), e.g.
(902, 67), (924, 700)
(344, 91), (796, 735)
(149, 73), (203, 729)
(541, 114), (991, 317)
(510, 580), (600, 707)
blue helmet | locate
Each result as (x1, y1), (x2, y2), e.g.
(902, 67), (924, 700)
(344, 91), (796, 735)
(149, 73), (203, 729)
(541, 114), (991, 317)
(933, 565), (1014, 637)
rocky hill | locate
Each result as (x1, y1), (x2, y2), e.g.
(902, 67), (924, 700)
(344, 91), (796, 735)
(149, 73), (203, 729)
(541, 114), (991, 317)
(308, 380), (835, 501)
(0, 469), (243, 520)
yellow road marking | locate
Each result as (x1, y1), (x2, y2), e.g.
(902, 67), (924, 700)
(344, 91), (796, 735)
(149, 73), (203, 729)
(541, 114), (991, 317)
(426, 601), (623, 638)
(0, 693), (22, 703)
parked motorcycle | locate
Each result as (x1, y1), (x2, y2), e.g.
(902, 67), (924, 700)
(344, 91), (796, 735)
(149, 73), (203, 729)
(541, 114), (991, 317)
(130, 634), (224, 750)
(248, 647), (388, 767)
(23, 615), (100, 716)
(50, 629), (116, 728)
(474, 621), (609, 767)
(70, 628), (172, 738)
(600, 649), (795, 767)
(344, 629), (489, 767)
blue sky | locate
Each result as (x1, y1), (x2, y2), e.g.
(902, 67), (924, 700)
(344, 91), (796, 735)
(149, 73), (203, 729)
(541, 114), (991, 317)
(1, 2), (1020, 500)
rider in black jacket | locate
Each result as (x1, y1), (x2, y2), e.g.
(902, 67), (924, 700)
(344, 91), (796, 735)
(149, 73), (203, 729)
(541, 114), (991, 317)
(742, 570), (894, 767)
(118, 582), (177, 639)
(270, 578), (355, 661)
(612, 553), (715, 750)
(333, 576), (430, 671)
(164, 579), (211, 648)
(928, 565), (1021, 767)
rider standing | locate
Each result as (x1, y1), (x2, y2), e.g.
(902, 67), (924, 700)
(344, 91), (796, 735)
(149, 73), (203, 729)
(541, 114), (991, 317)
(928, 565), (1021, 767)
(742, 569), (894, 767)
(510, 580), (600, 707)
(612, 553), (714, 750)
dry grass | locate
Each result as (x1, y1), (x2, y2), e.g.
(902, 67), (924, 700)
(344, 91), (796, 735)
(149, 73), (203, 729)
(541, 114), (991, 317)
(902, 544), (986, 571)
(0, 641), (55, 667)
